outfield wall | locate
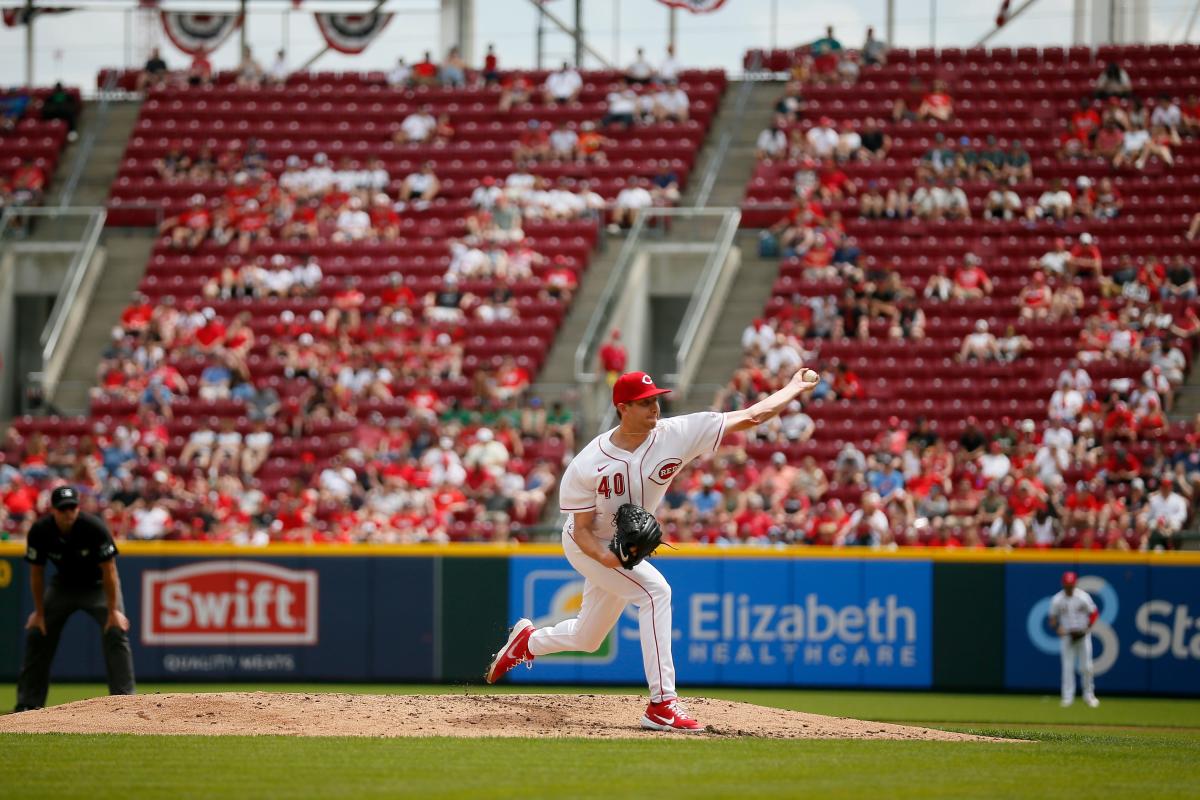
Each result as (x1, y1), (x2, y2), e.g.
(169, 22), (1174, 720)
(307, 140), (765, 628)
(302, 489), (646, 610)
(0, 544), (1196, 695)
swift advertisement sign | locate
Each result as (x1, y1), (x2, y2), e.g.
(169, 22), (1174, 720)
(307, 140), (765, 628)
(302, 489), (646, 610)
(141, 561), (318, 646)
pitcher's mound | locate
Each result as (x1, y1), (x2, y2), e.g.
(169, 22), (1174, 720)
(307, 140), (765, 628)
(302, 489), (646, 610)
(0, 692), (1008, 740)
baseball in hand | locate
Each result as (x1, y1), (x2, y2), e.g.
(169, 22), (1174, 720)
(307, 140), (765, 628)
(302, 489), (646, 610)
(801, 368), (819, 384)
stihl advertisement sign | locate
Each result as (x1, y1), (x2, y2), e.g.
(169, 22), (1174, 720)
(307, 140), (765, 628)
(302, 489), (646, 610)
(141, 561), (318, 645)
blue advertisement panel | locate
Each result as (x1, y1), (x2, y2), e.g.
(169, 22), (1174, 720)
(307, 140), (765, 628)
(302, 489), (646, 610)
(507, 556), (933, 688)
(1005, 563), (1199, 696)
(14, 556), (436, 682)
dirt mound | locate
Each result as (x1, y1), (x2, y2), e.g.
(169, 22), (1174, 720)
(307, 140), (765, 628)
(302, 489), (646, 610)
(0, 692), (1012, 741)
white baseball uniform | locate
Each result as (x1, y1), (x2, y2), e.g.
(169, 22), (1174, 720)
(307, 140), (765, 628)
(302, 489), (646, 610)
(526, 410), (727, 702)
(1049, 588), (1098, 703)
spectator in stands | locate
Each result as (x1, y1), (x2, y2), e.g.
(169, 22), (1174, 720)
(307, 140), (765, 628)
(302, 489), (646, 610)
(514, 120), (550, 163)
(441, 46), (468, 88)
(236, 45), (264, 88)
(412, 51), (439, 86)
(387, 57), (411, 87)
(1005, 142), (1033, 181)
(599, 329), (627, 387)
(601, 80), (639, 129)
(498, 73), (532, 112)
(1032, 237), (1071, 277)
(958, 320), (998, 362)
(547, 123), (579, 161)
(984, 178), (1024, 221)
(334, 196), (372, 241)
(1090, 120), (1124, 164)
(651, 79), (690, 122)
(399, 161), (440, 206)
(809, 25), (843, 82)
(1112, 125), (1150, 169)
(1017, 272), (1056, 321)
(839, 491), (889, 546)
(138, 47), (169, 90)
(481, 43), (500, 85)
(996, 324), (1032, 362)
(861, 26), (887, 66)
(267, 50), (289, 87)
(1163, 257), (1197, 300)
(187, 50), (214, 87)
(40, 82), (79, 138)
(1094, 62), (1132, 99)
(806, 116), (839, 160)
(1069, 232), (1103, 279)
(1145, 478), (1189, 550)
(858, 119), (890, 160)
(917, 80), (954, 122)
(923, 263), (954, 302)
(1032, 178), (1075, 222)
(608, 178), (654, 232)
(952, 253), (992, 299)
(396, 105), (437, 144)
(627, 47), (655, 84)
(10, 159), (45, 207)
(544, 62), (583, 104)
(775, 81), (806, 122)
(1089, 177), (1122, 219)
(756, 115), (789, 160)
(160, 195), (211, 251)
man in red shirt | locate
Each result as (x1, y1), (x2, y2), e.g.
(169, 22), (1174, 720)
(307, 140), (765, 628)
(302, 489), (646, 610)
(598, 329), (627, 387)
(952, 254), (993, 300)
(12, 160), (46, 203)
(120, 294), (154, 335)
(1069, 233), (1103, 279)
(412, 50), (438, 86)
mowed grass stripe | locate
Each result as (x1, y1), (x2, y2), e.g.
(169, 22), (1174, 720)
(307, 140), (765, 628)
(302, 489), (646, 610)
(2, 731), (1199, 800)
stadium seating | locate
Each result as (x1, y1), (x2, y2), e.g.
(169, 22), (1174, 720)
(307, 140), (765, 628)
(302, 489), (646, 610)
(698, 44), (1199, 548)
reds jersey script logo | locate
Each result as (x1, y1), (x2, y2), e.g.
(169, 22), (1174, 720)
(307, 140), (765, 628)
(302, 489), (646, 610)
(648, 458), (683, 485)
(141, 561), (318, 646)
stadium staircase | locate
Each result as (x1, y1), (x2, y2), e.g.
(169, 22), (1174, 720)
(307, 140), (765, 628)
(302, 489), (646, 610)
(673, 81), (784, 413)
(44, 100), (154, 415)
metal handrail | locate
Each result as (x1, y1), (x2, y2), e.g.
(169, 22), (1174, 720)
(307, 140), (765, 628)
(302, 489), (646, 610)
(693, 51), (761, 209)
(58, 69), (120, 209)
(33, 208), (108, 362)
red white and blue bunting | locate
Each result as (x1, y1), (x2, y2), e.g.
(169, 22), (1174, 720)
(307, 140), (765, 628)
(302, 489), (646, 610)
(161, 11), (242, 56)
(2, 6), (74, 27)
(655, 0), (728, 13)
(313, 12), (394, 55)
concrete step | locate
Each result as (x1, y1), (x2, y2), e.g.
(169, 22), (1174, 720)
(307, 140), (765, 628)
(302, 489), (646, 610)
(52, 229), (156, 414)
(534, 233), (624, 394)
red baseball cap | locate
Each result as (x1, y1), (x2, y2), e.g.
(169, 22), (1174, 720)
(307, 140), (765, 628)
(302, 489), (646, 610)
(1062, 571), (1077, 586)
(612, 371), (671, 406)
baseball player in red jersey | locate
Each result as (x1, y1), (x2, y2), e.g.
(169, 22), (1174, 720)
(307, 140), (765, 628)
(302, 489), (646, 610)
(486, 367), (820, 731)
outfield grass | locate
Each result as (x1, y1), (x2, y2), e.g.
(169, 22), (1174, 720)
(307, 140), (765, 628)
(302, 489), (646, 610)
(2, 684), (1197, 799)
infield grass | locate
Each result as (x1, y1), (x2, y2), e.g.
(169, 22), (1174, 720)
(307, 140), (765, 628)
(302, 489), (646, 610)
(2, 684), (1198, 799)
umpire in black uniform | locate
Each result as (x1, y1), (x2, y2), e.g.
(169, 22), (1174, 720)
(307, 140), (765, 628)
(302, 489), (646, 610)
(14, 485), (136, 711)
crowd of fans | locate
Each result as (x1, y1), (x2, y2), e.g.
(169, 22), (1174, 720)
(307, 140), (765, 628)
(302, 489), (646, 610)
(732, 43), (1200, 550)
(0, 83), (77, 215)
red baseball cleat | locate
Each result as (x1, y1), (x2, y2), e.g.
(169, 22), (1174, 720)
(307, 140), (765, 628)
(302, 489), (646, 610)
(641, 698), (703, 733)
(485, 618), (535, 684)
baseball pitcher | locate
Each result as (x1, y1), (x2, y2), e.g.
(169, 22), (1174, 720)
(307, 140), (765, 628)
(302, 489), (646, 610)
(486, 367), (820, 732)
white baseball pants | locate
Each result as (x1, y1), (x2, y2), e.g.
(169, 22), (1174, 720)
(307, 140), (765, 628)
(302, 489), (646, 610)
(526, 528), (676, 702)
(1060, 633), (1096, 703)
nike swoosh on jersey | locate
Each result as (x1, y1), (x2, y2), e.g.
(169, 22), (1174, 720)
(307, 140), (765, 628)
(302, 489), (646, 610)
(596, 464), (607, 472)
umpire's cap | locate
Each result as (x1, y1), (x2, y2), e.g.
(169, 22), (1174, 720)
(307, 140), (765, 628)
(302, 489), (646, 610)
(50, 485), (80, 510)
(612, 371), (671, 406)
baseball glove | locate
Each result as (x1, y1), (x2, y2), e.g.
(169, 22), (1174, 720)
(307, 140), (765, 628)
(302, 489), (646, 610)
(1070, 630), (1087, 642)
(609, 503), (664, 570)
